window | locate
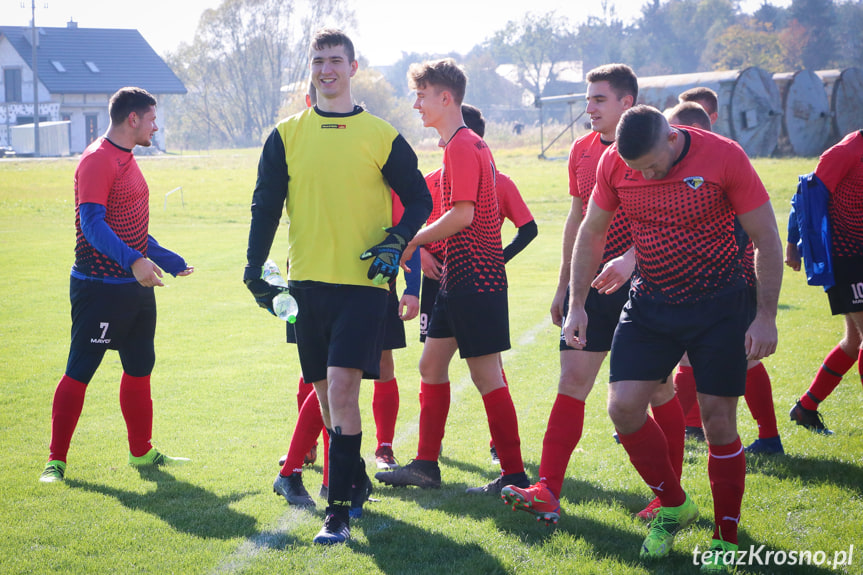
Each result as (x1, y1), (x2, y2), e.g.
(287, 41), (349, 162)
(4, 68), (22, 102)
(84, 61), (100, 73)
(51, 61), (66, 72)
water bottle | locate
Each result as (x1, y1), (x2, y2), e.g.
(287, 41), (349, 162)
(262, 260), (298, 323)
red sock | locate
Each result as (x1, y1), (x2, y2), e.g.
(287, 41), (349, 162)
(119, 373), (153, 457)
(482, 386), (524, 475)
(651, 395), (685, 480)
(321, 427), (330, 488)
(801, 345), (858, 410)
(48, 375), (88, 462)
(280, 390), (323, 476)
(618, 418), (686, 507)
(296, 376), (312, 413)
(708, 436), (745, 545)
(417, 382), (450, 461)
(373, 378), (399, 450)
(538, 394), (585, 498)
(743, 363), (778, 438)
(674, 366), (700, 427)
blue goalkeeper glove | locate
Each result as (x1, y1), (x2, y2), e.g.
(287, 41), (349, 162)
(360, 229), (407, 285)
(243, 264), (287, 315)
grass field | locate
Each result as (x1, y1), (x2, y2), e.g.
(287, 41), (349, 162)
(1, 148), (861, 575)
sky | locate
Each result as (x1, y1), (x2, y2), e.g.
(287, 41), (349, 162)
(4, 0), (790, 66)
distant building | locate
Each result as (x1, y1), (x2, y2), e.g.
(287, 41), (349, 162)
(0, 21), (186, 154)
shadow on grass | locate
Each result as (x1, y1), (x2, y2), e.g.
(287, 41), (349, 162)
(746, 452), (863, 495)
(67, 466), (261, 540)
(353, 514), (507, 575)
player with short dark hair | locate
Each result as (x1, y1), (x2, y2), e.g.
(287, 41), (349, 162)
(502, 64), (686, 525)
(375, 58), (530, 495)
(244, 28), (431, 545)
(669, 95), (785, 456)
(679, 86), (719, 125)
(563, 105), (783, 569)
(39, 87), (194, 484)
(787, 130), (863, 434)
(666, 101), (711, 131)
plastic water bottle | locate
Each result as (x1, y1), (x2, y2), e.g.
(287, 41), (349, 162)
(262, 260), (298, 323)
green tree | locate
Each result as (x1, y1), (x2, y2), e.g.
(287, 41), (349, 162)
(626, 0), (736, 75)
(705, 21), (786, 71)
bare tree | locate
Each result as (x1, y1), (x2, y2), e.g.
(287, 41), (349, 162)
(488, 12), (578, 101)
(167, 0), (354, 148)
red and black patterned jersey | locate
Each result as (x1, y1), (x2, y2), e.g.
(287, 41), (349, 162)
(815, 130), (863, 258)
(73, 138), (149, 279)
(569, 132), (632, 269)
(593, 128), (767, 304)
(423, 168), (446, 261)
(496, 172), (534, 228)
(438, 127), (506, 294)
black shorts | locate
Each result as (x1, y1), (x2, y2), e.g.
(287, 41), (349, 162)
(289, 281), (388, 382)
(426, 289), (510, 358)
(559, 284), (630, 352)
(69, 277), (156, 353)
(609, 288), (756, 397)
(287, 284), (405, 351)
(826, 255), (863, 315)
(419, 276), (440, 343)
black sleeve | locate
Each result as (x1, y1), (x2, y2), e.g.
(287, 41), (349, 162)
(503, 219), (538, 263)
(246, 128), (289, 267)
(381, 134), (433, 241)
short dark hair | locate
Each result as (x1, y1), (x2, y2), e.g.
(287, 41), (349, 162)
(462, 104), (485, 137)
(666, 101), (711, 131)
(585, 63), (638, 102)
(310, 27), (355, 63)
(616, 105), (669, 161)
(407, 58), (467, 105)
(109, 87), (156, 125)
(679, 86), (718, 116)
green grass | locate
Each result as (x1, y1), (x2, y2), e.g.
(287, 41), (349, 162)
(1, 149), (861, 575)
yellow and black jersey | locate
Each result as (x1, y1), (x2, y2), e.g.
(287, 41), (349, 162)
(246, 105), (431, 288)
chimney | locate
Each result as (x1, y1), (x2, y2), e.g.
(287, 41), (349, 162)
(67, 19), (78, 29)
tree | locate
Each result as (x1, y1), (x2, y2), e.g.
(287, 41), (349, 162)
(166, 0), (354, 149)
(488, 12), (578, 100)
(789, 0), (837, 69)
(705, 22), (786, 71)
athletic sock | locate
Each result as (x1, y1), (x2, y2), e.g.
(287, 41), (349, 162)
(618, 417), (686, 507)
(119, 373), (153, 457)
(48, 375), (88, 462)
(416, 381), (450, 461)
(372, 378), (399, 450)
(651, 394), (685, 480)
(743, 362), (778, 438)
(326, 430), (361, 514)
(296, 376), (313, 413)
(481, 386), (525, 475)
(674, 365), (700, 426)
(708, 436), (745, 545)
(801, 345), (857, 410)
(538, 394), (585, 498)
(280, 390), (324, 476)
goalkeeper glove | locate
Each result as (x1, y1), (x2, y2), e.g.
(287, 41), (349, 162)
(360, 229), (407, 285)
(243, 265), (288, 315)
